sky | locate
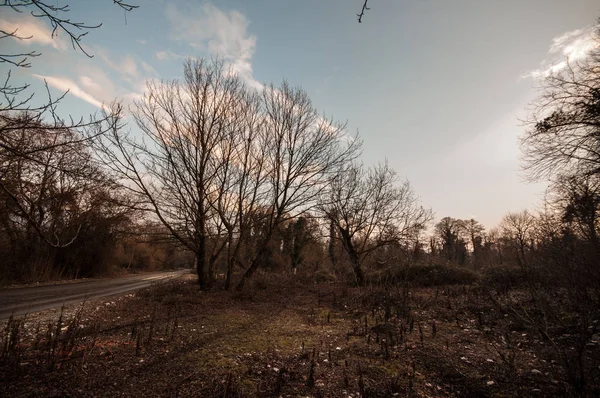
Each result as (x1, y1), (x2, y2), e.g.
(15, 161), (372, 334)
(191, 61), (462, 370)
(2, 0), (600, 229)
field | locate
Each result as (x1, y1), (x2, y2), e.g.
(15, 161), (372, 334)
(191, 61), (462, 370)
(1, 272), (599, 397)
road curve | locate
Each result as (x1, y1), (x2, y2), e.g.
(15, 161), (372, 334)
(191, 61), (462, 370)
(0, 270), (191, 319)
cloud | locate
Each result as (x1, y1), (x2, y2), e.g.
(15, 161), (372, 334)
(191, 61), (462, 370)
(165, 1), (262, 89)
(74, 64), (147, 109)
(31, 62), (140, 111)
(92, 50), (154, 103)
(155, 50), (185, 61)
(140, 60), (158, 77)
(525, 25), (599, 79)
(0, 15), (67, 51)
(97, 51), (139, 79)
(33, 74), (105, 109)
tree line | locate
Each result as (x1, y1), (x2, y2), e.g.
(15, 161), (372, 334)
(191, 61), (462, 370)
(1, 1), (599, 299)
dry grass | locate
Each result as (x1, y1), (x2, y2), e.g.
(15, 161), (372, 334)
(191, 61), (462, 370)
(1, 272), (598, 397)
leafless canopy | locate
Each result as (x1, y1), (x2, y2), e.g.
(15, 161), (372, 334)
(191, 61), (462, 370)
(521, 26), (600, 181)
(235, 81), (361, 289)
(91, 59), (245, 288)
(319, 161), (432, 285)
(1, 0), (137, 113)
(92, 58), (360, 289)
(1, 1), (137, 246)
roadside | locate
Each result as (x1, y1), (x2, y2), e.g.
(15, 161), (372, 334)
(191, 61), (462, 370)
(0, 268), (192, 290)
(0, 269), (191, 319)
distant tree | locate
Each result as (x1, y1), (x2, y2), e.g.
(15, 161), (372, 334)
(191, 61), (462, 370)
(483, 227), (504, 265)
(434, 217), (467, 264)
(500, 210), (536, 268)
(463, 218), (485, 266)
(319, 161), (432, 285)
(288, 216), (312, 271)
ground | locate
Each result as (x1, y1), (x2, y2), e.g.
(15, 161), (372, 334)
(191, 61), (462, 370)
(1, 272), (598, 397)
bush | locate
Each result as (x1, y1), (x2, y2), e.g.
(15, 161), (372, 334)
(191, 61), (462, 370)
(370, 263), (479, 286)
(481, 266), (527, 294)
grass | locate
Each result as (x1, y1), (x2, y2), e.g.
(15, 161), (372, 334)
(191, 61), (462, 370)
(1, 271), (598, 397)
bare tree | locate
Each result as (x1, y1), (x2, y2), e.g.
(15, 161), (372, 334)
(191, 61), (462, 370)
(0, 117), (132, 280)
(521, 24), (600, 180)
(463, 218), (485, 266)
(92, 59), (246, 289)
(500, 210), (536, 268)
(319, 161), (431, 286)
(208, 88), (268, 289)
(0, 112), (126, 247)
(551, 174), (600, 247)
(434, 217), (467, 264)
(1, 1), (137, 246)
(234, 82), (361, 290)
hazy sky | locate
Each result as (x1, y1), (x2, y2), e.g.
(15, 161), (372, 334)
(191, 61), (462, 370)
(2, 0), (600, 229)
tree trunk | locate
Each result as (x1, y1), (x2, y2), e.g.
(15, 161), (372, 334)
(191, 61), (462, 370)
(328, 217), (336, 266)
(235, 245), (266, 291)
(225, 257), (234, 290)
(196, 234), (207, 289)
(235, 218), (277, 291)
(339, 228), (363, 286)
(350, 250), (364, 286)
(235, 233), (272, 291)
(225, 233), (235, 290)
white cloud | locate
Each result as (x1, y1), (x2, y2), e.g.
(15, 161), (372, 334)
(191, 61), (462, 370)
(98, 51), (139, 79)
(165, 1), (262, 89)
(91, 50), (152, 104)
(33, 74), (105, 109)
(0, 15), (67, 51)
(155, 50), (185, 61)
(140, 60), (158, 77)
(525, 25), (599, 79)
(137, 39), (147, 45)
(79, 75), (101, 91)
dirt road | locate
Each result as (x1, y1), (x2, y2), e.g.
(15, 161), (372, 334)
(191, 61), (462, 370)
(0, 270), (191, 319)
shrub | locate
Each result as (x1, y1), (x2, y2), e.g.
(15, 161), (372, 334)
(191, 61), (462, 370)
(370, 263), (479, 286)
(481, 266), (527, 295)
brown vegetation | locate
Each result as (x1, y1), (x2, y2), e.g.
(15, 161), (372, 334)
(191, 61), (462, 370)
(1, 271), (598, 397)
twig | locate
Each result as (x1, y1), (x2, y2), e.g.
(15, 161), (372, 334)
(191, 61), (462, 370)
(357, 0), (370, 23)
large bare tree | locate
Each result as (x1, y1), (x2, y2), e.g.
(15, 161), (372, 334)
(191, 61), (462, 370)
(319, 161), (431, 285)
(234, 82), (361, 290)
(92, 59), (245, 288)
(207, 88), (268, 289)
(94, 61), (359, 290)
